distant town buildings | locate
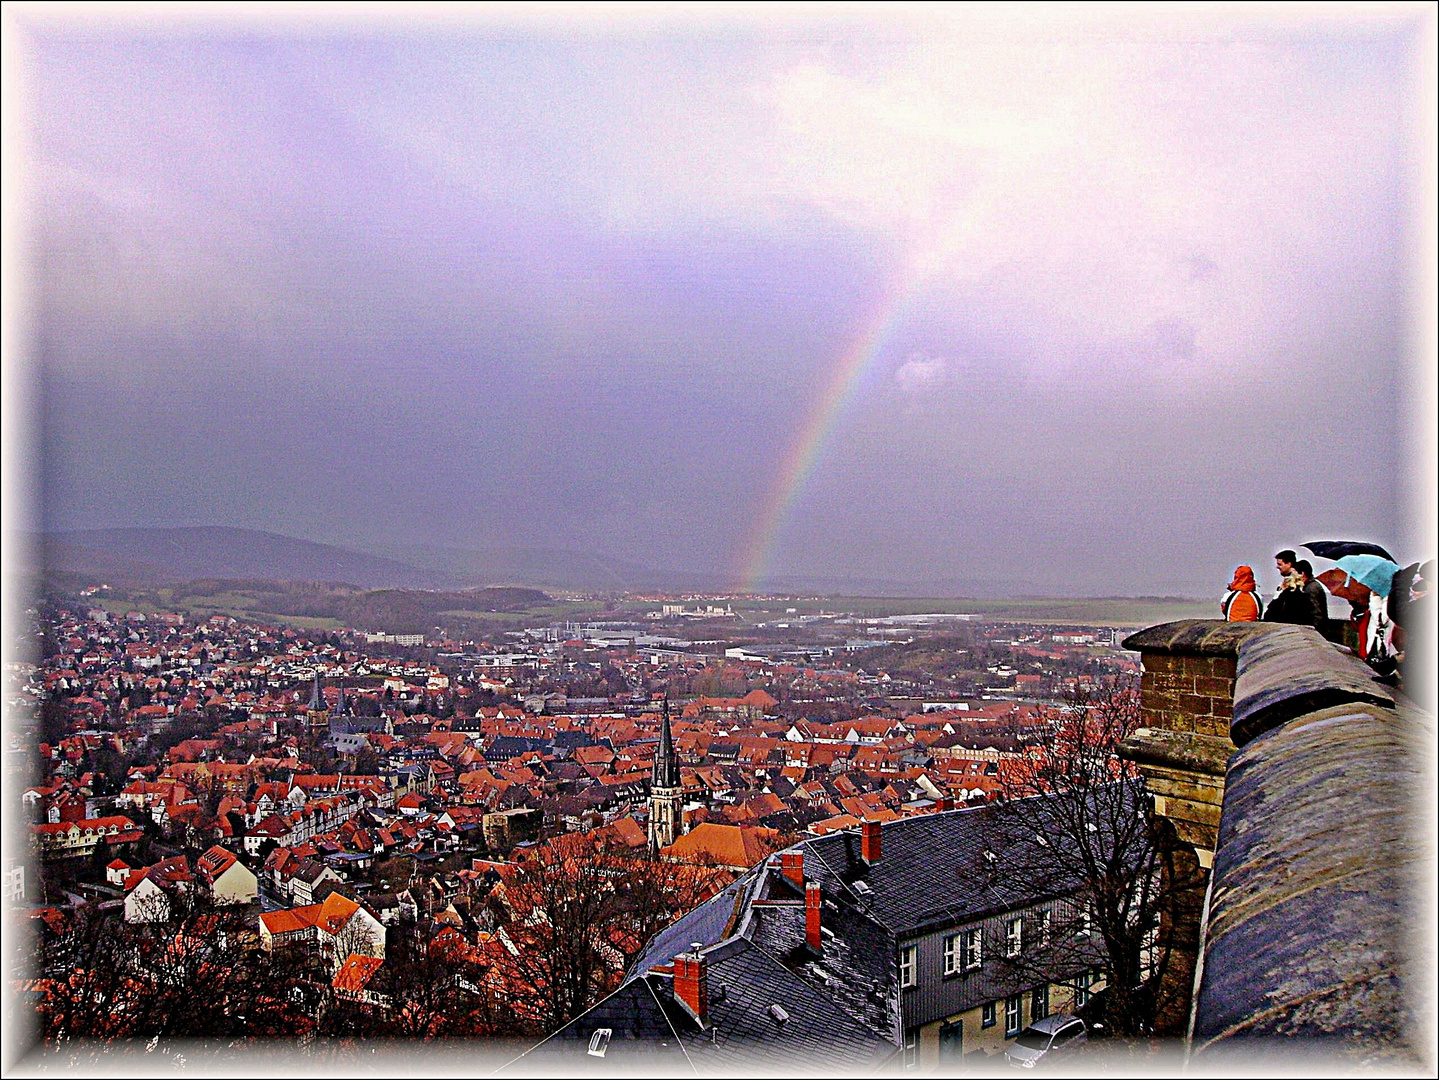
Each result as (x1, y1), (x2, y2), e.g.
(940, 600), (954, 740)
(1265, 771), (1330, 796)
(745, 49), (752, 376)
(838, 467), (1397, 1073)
(12, 587), (1147, 1058)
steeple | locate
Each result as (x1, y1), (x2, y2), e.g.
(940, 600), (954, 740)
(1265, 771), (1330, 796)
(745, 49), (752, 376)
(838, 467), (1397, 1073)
(332, 682), (349, 717)
(308, 672), (324, 711)
(655, 696), (681, 789)
(649, 696), (684, 853)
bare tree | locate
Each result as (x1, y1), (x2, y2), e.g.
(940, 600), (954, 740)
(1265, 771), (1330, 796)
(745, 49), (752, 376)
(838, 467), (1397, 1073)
(989, 676), (1200, 1036)
(34, 892), (324, 1054)
(479, 833), (725, 1026)
(323, 905), (384, 970)
(483, 839), (627, 1032)
(610, 849), (731, 964)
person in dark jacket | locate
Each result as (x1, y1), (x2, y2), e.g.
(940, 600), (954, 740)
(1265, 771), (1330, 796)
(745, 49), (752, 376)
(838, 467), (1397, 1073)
(1296, 560), (1328, 628)
(1392, 560), (1434, 712)
(1274, 549), (1299, 578)
(1264, 564), (1316, 626)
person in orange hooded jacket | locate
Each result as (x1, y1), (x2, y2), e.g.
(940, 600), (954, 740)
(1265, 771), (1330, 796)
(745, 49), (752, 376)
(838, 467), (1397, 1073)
(1221, 565), (1263, 622)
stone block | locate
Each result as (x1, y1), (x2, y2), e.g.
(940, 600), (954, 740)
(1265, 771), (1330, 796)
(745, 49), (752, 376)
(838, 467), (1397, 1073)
(1196, 717), (1229, 738)
(1178, 693), (1212, 715)
(1144, 773), (1227, 805)
(1194, 675), (1232, 696)
(1164, 798), (1224, 829)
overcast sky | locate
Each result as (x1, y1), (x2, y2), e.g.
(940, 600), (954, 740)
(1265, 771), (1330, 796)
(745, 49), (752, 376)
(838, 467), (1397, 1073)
(12, 6), (1436, 596)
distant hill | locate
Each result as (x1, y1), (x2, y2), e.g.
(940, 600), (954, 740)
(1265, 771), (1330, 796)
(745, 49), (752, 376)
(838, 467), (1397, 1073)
(40, 527), (433, 588)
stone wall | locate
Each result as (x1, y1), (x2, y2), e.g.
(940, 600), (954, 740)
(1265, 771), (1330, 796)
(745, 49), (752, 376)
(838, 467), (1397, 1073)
(1137, 652), (1234, 738)
(1190, 699), (1426, 1063)
(1119, 618), (1425, 1062)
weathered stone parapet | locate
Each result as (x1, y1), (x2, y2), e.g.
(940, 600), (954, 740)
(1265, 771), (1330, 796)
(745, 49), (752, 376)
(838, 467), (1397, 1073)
(1229, 623), (1395, 747)
(1119, 621), (1271, 859)
(1118, 620), (1264, 1036)
(1121, 618), (1420, 1058)
(1124, 620), (1284, 740)
(1134, 653), (1235, 738)
(1190, 699), (1428, 1063)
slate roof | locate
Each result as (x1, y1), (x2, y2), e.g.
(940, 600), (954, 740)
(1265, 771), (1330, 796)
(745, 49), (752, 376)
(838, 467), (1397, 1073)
(674, 937), (893, 1069)
(509, 936), (893, 1074)
(507, 977), (691, 1074)
(632, 875), (754, 976)
(798, 793), (1117, 937)
(486, 736), (550, 760)
(514, 790), (1106, 1071)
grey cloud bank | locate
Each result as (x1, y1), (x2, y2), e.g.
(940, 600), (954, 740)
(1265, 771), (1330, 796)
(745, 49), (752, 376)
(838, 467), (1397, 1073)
(15, 7), (1435, 597)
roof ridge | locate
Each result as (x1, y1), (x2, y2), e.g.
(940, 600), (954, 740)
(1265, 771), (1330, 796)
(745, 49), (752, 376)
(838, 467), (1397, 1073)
(802, 839), (894, 934)
(643, 975), (699, 1073)
(501, 971), (699, 1075)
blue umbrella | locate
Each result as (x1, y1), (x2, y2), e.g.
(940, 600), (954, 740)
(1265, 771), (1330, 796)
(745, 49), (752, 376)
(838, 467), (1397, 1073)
(1333, 554), (1402, 598)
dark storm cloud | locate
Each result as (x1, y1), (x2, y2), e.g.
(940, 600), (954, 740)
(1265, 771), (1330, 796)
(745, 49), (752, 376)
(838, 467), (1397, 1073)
(21, 10), (1432, 594)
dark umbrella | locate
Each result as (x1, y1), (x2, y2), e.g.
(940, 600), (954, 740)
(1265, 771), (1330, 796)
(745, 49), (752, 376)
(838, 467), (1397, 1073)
(1302, 540), (1397, 563)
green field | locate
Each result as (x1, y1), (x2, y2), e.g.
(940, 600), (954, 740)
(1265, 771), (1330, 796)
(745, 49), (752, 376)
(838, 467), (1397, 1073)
(46, 570), (1213, 633)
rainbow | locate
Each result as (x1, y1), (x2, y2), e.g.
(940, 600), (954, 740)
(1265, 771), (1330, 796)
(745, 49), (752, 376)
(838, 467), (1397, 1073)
(736, 278), (915, 593)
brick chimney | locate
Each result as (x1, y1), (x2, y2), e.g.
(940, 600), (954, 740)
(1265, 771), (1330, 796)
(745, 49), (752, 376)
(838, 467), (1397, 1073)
(805, 880), (822, 953)
(937, 796), (954, 812)
(781, 850), (804, 889)
(672, 945), (708, 1025)
(861, 819), (882, 863)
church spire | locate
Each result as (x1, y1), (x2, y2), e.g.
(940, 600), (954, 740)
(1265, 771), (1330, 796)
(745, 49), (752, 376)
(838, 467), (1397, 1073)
(655, 696), (680, 789)
(308, 672), (324, 711)
(649, 696), (683, 853)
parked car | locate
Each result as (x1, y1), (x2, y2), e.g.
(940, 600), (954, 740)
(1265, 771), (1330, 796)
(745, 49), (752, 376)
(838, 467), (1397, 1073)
(1003, 1013), (1088, 1068)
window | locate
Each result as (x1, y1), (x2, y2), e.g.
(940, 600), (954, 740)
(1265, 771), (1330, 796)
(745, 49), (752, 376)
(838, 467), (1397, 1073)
(903, 1027), (919, 1069)
(1031, 984), (1049, 1022)
(1054, 1020), (1084, 1047)
(1005, 995), (1022, 1036)
(900, 945), (918, 988)
(1072, 975), (1090, 1009)
(1005, 916), (1023, 957)
(981, 1002), (997, 1029)
(1076, 903), (1093, 939)
(962, 927), (982, 970)
(1037, 908), (1052, 947)
(941, 927), (982, 976)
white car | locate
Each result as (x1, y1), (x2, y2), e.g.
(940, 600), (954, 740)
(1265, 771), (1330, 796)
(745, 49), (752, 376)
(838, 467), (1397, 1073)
(1003, 1014), (1088, 1069)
